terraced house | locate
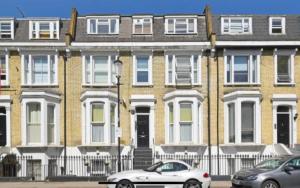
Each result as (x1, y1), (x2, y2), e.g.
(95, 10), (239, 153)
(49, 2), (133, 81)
(1, 7), (300, 180)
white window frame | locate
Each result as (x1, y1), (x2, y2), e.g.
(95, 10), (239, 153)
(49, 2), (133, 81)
(269, 17), (286, 35)
(224, 50), (261, 85)
(82, 53), (118, 86)
(164, 17), (197, 34)
(0, 96), (12, 147)
(224, 91), (261, 145)
(0, 51), (9, 86)
(81, 91), (117, 145)
(21, 52), (58, 86)
(164, 90), (203, 145)
(29, 20), (59, 40)
(132, 16), (153, 35)
(21, 92), (60, 146)
(221, 17), (252, 35)
(165, 53), (201, 86)
(133, 53), (153, 86)
(274, 49), (296, 85)
(0, 19), (14, 39)
(87, 16), (119, 35)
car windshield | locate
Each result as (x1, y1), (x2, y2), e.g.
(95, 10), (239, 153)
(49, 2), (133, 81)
(255, 158), (286, 170)
(144, 161), (163, 172)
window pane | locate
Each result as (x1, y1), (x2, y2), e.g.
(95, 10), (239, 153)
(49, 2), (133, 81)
(180, 123), (192, 142)
(137, 71), (148, 82)
(230, 19), (243, 33)
(92, 103), (104, 122)
(193, 56), (198, 83)
(136, 56), (149, 69)
(135, 24), (143, 34)
(32, 56), (48, 84)
(110, 104), (115, 143)
(25, 55), (29, 84)
(241, 102), (254, 142)
(94, 56), (108, 84)
(27, 103), (41, 143)
(234, 56), (249, 82)
(143, 23), (151, 34)
(175, 19), (187, 34)
(168, 55), (173, 83)
(0, 56), (6, 81)
(98, 20), (109, 34)
(85, 56), (91, 84)
(252, 56), (257, 83)
(180, 103), (192, 122)
(169, 103), (174, 143)
(168, 19), (174, 33)
(110, 19), (116, 33)
(226, 56), (231, 83)
(277, 55), (290, 82)
(228, 103), (235, 143)
(169, 103), (174, 124)
(188, 19), (195, 32)
(136, 56), (149, 83)
(90, 19), (96, 33)
(92, 124), (104, 142)
(50, 55), (55, 83)
(47, 105), (55, 144)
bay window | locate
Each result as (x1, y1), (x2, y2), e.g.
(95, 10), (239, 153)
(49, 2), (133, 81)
(274, 50), (295, 85)
(81, 91), (117, 145)
(22, 91), (60, 146)
(225, 51), (260, 85)
(166, 54), (201, 85)
(83, 55), (117, 85)
(22, 54), (58, 85)
(224, 91), (261, 144)
(164, 90), (203, 145)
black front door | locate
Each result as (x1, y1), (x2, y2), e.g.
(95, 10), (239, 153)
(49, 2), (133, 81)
(277, 113), (290, 145)
(0, 107), (6, 146)
(137, 115), (149, 148)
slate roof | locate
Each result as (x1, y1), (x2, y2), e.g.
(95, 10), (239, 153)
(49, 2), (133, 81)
(0, 18), (69, 43)
(213, 15), (300, 41)
(73, 15), (208, 42)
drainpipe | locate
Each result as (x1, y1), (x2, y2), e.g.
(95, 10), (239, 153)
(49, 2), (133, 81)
(207, 51), (212, 175)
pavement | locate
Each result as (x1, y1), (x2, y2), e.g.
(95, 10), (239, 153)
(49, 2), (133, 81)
(0, 181), (232, 188)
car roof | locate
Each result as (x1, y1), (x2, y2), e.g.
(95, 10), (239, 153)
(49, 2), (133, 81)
(161, 160), (192, 167)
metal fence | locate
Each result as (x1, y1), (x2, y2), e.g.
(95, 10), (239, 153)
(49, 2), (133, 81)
(0, 155), (32, 178)
(46, 155), (133, 178)
(154, 154), (276, 175)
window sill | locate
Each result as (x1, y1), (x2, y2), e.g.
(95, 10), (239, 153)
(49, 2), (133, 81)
(30, 38), (59, 40)
(17, 144), (63, 148)
(0, 84), (10, 88)
(165, 84), (202, 88)
(221, 143), (264, 146)
(21, 84), (59, 88)
(82, 84), (116, 88)
(78, 144), (120, 148)
(161, 143), (205, 147)
(224, 83), (261, 87)
(87, 33), (119, 36)
(274, 83), (295, 87)
(132, 84), (153, 87)
(164, 33), (198, 36)
(132, 33), (153, 36)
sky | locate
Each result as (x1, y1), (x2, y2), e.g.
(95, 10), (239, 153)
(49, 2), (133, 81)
(0, 0), (300, 18)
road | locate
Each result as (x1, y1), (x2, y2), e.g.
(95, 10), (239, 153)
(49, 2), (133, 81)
(0, 181), (232, 188)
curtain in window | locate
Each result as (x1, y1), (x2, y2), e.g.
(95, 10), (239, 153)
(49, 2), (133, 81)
(32, 56), (48, 84)
(228, 103), (235, 143)
(27, 103), (41, 143)
(241, 102), (254, 142)
(169, 103), (174, 143)
(47, 105), (55, 144)
(91, 103), (104, 142)
(180, 103), (192, 142)
(94, 56), (108, 84)
(110, 104), (115, 144)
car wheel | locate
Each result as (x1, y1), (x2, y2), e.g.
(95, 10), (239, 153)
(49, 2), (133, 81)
(183, 179), (202, 188)
(262, 180), (279, 188)
(116, 180), (134, 188)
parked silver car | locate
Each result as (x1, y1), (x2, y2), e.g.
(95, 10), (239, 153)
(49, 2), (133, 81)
(231, 155), (300, 188)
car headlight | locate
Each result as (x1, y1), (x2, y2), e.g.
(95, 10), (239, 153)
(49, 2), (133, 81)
(245, 175), (257, 181)
(107, 178), (118, 182)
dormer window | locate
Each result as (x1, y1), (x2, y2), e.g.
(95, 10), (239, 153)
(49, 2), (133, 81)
(87, 17), (119, 34)
(269, 17), (285, 34)
(133, 17), (152, 35)
(0, 19), (14, 39)
(221, 17), (252, 34)
(165, 17), (197, 34)
(29, 20), (59, 39)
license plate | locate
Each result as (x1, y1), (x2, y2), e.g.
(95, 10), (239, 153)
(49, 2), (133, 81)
(232, 179), (241, 185)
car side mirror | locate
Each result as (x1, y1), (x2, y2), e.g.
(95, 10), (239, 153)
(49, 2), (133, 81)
(284, 165), (294, 172)
(156, 168), (162, 174)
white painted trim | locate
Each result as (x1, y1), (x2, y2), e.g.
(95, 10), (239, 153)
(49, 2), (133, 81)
(223, 90), (262, 144)
(132, 17), (153, 35)
(129, 95), (156, 148)
(221, 17), (253, 35)
(0, 20), (14, 39)
(132, 54), (153, 86)
(0, 96), (12, 147)
(86, 17), (120, 35)
(0, 52), (9, 86)
(72, 42), (210, 47)
(29, 20), (60, 40)
(164, 17), (198, 35)
(163, 90), (204, 101)
(216, 41), (300, 46)
(273, 49), (296, 85)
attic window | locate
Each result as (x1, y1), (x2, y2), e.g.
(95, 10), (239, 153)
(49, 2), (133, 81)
(269, 17), (285, 34)
(29, 20), (59, 39)
(222, 17), (252, 34)
(133, 17), (152, 34)
(165, 17), (197, 34)
(87, 17), (119, 34)
(0, 20), (14, 39)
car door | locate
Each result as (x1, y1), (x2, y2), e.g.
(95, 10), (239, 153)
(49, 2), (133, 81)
(278, 158), (300, 188)
(147, 162), (188, 188)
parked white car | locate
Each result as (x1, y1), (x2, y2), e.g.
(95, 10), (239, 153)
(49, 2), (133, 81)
(107, 160), (211, 188)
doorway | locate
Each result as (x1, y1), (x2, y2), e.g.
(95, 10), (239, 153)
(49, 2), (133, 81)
(277, 106), (290, 146)
(136, 107), (150, 148)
